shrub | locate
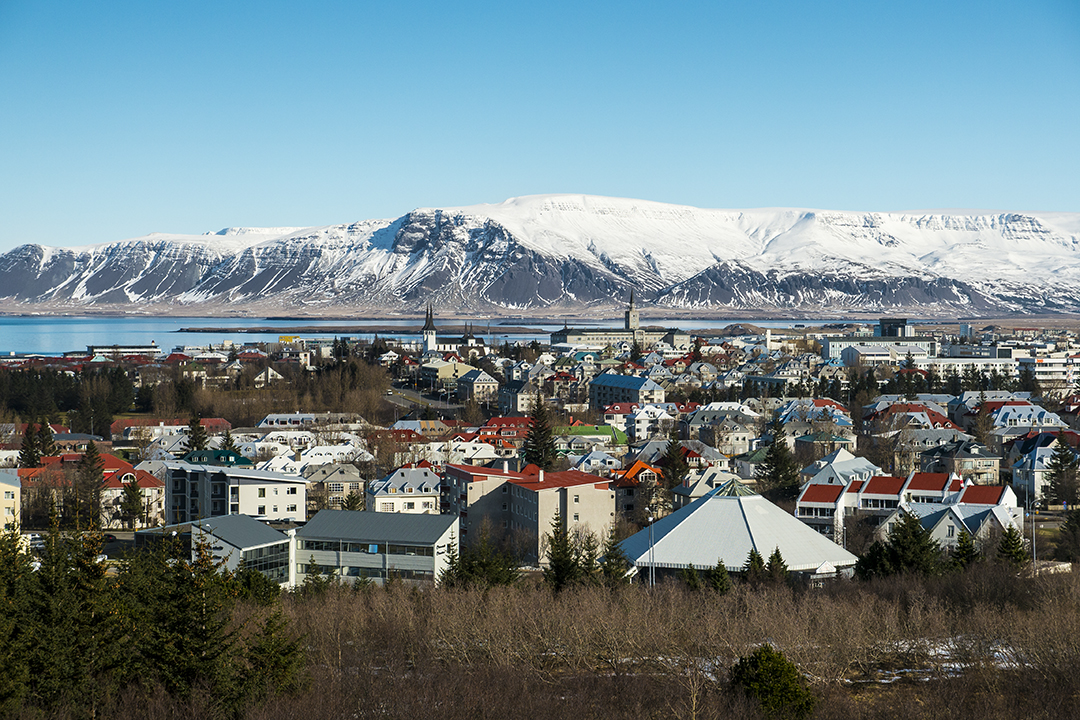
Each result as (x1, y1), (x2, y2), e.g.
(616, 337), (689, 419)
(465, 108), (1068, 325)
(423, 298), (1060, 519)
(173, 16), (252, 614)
(730, 643), (816, 720)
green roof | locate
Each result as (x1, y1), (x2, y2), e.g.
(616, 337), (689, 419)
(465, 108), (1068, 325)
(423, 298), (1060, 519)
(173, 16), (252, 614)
(553, 424), (628, 444)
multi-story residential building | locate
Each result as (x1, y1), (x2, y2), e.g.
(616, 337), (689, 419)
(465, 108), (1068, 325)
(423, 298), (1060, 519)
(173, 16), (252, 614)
(1, 469), (19, 531)
(443, 463), (616, 564)
(162, 461), (306, 523)
(588, 373), (665, 411)
(920, 440), (1000, 485)
(365, 465), (441, 514)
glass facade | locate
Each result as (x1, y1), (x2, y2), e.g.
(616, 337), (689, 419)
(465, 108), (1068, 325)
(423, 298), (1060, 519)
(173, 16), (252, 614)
(241, 541), (290, 583)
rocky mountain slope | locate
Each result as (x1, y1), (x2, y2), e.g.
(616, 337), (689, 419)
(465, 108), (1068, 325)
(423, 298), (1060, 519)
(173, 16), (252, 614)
(1, 195), (1078, 316)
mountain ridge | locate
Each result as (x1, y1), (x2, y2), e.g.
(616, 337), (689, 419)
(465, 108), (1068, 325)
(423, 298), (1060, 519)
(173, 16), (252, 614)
(1, 194), (1078, 317)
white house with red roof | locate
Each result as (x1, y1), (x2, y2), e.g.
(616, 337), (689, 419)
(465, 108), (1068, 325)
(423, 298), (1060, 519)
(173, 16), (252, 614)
(796, 470), (966, 541)
(876, 483), (1022, 550)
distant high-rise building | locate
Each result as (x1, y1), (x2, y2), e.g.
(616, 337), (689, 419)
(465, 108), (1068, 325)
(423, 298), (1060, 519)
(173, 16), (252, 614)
(877, 318), (913, 338)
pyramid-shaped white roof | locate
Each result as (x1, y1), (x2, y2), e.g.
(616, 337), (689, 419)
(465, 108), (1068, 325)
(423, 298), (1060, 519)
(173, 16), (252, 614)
(619, 481), (858, 572)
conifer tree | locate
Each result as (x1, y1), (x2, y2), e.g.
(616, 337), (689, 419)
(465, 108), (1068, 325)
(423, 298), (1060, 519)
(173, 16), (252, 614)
(756, 417), (800, 501)
(766, 547), (789, 584)
(856, 512), (943, 579)
(660, 425), (690, 491)
(952, 528), (979, 569)
(185, 414), (210, 452)
(1056, 509), (1080, 562)
(543, 510), (581, 591)
(342, 491), (364, 511)
(730, 644), (816, 720)
(18, 422), (40, 469)
(598, 524), (631, 587)
(997, 526), (1029, 569)
(119, 480), (145, 529)
(707, 558), (733, 594)
(1045, 440), (1080, 508)
(744, 548), (766, 584)
(70, 441), (105, 530)
(679, 565), (702, 590)
(220, 427), (240, 455)
(37, 419), (58, 458)
(522, 393), (556, 470)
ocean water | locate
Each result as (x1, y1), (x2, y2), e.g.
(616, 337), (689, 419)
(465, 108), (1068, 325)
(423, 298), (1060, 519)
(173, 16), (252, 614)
(0, 315), (834, 356)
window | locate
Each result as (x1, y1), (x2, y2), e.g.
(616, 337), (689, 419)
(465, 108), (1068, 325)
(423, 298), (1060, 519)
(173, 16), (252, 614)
(328, 483), (344, 493)
(287, 487), (298, 495)
(947, 525), (955, 538)
(573, 513), (580, 522)
(404, 501), (415, 510)
(3, 491), (13, 500)
(257, 505), (266, 515)
(574, 495), (580, 504)
(349, 482), (360, 491)
(272, 505), (278, 513)
(274, 488), (279, 495)
(287, 504), (297, 513)
(380, 503), (394, 512)
(258, 488), (266, 498)
(422, 501), (434, 510)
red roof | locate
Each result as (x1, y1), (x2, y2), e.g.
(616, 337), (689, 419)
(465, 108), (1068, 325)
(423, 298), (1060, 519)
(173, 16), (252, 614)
(862, 475), (905, 496)
(847, 480), (864, 493)
(800, 484), (845, 503)
(958, 485), (1006, 505)
(905, 472), (951, 492)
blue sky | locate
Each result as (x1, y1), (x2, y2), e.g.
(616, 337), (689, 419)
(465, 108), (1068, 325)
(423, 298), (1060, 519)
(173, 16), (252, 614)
(0, 0), (1077, 251)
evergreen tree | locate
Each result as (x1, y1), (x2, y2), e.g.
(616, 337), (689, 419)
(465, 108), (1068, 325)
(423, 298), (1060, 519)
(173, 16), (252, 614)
(856, 512), (943, 579)
(576, 528), (602, 586)
(679, 565), (702, 590)
(1055, 509), (1080, 562)
(766, 547), (789, 584)
(185, 414), (210, 452)
(707, 558), (733, 594)
(598, 524), (631, 587)
(952, 529), (979, 570)
(660, 425), (690, 491)
(1017, 364), (1041, 394)
(342, 491), (364, 511)
(997, 526), (1029, 569)
(522, 392), (556, 470)
(744, 548), (766, 585)
(119, 479), (145, 529)
(447, 522), (521, 588)
(70, 441), (105, 530)
(1045, 440), (1080, 508)
(220, 428), (240, 455)
(237, 609), (304, 705)
(0, 528), (33, 712)
(730, 644), (816, 720)
(543, 510), (581, 591)
(37, 419), (58, 458)
(18, 422), (40, 469)
(755, 417), (800, 502)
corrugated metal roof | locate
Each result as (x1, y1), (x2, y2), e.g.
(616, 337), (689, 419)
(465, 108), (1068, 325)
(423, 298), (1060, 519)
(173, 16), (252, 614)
(299, 510), (457, 545)
(619, 487), (857, 572)
(193, 515), (288, 550)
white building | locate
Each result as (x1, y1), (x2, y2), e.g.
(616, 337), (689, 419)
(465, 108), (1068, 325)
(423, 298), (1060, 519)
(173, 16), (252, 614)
(366, 466), (442, 514)
(163, 461), (307, 523)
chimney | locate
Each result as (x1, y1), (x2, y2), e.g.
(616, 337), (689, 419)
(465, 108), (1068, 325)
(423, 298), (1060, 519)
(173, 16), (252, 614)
(538, 469), (544, 483)
(502, 459), (508, 473)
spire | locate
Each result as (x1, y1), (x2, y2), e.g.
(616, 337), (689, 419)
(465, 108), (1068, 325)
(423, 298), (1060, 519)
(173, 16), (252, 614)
(422, 304), (437, 332)
(629, 289), (635, 309)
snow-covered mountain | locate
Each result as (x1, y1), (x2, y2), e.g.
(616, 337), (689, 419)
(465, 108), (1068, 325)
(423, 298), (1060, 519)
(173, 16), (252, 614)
(2, 194), (1078, 315)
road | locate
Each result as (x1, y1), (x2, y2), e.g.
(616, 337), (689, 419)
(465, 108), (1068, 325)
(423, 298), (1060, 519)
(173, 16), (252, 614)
(385, 385), (461, 411)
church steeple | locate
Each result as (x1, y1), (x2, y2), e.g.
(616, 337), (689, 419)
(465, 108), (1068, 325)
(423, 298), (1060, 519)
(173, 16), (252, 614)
(421, 304), (437, 353)
(625, 291), (640, 331)
(421, 304), (437, 333)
